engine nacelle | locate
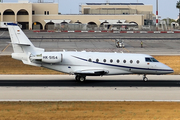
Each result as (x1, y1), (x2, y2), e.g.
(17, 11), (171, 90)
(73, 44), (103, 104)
(42, 52), (62, 63)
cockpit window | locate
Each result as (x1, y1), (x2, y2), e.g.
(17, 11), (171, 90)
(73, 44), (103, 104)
(145, 57), (159, 62)
(150, 58), (159, 62)
(145, 58), (152, 62)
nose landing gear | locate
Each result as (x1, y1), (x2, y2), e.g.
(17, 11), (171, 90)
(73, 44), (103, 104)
(143, 74), (148, 82)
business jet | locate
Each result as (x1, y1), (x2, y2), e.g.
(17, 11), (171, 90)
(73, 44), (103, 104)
(7, 23), (174, 82)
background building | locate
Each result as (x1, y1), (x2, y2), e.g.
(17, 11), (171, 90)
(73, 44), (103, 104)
(81, 3), (153, 25)
(0, 1), (153, 30)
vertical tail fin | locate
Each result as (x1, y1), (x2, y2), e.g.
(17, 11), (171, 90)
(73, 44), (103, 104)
(7, 23), (44, 66)
(7, 23), (44, 54)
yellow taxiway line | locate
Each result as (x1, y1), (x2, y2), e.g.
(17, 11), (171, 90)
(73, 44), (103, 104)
(123, 47), (130, 53)
(2, 43), (11, 52)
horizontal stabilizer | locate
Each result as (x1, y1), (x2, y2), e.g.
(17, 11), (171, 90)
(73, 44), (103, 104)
(8, 42), (31, 46)
(17, 43), (31, 46)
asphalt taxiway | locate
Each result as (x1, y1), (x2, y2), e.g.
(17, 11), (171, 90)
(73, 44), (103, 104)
(0, 31), (180, 101)
(0, 75), (180, 101)
(1, 39), (180, 55)
(1, 31), (180, 55)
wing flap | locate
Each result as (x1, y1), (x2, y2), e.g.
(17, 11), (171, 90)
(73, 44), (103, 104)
(74, 69), (109, 76)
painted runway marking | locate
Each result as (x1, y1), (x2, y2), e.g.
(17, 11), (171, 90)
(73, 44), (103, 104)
(2, 43), (10, 52)
(123, 48), (130, 53)
(0, 31), (5, 36)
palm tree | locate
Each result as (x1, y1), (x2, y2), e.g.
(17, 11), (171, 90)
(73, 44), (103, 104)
(176, 0), (180, 24)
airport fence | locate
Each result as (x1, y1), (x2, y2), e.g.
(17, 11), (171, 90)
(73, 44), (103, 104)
(39, 23), (180, 31)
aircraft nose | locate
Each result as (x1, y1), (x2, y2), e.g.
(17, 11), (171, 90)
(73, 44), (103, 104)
(168, 68), (174, 73)
(157, 63), (174, 74)
(164, 65), (174, 74)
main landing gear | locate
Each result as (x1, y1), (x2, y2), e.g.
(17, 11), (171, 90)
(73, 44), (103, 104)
(143, 74), (148, 82)
(75, 75), (86, 82)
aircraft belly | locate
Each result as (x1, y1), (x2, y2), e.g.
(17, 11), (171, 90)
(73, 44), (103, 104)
(41, 63), (170, 75)
(42, 64), (72, 74)
(131, 68), (162, 74)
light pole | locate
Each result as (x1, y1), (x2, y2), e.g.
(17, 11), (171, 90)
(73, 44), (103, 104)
(156, 0), (158, 30)
(176, 0), (180, 25)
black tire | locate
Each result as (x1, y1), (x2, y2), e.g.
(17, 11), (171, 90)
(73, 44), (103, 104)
(75, 76), (86, 82)
(75, 76), (80, 81)
(79, 76), (86, 82)
(143, 77), (148, 82)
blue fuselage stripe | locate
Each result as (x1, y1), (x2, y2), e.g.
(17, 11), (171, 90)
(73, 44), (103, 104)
(72, 56), (173, 72)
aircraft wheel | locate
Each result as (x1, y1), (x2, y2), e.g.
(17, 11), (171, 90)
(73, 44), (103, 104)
(79, 76), (86, 82)
(143, 74), (148, 82)
(75, 76), (86, 82)
(143, 77), (148, 82)
(75, 75), (80, 81)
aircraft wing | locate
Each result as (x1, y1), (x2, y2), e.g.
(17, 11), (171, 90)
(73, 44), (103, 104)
(74, 69), (109, 76)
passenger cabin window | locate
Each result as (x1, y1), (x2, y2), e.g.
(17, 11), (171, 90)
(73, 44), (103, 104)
(117, 59), (120, 63)
(44, 11), (46, 15)
(145, 57), (159, 62)
(123, 60), (126, 63)
(47, 11), (49, 15)
(130, 60), (133, 64)
(96, 59), (99, 62)
(110, 59), (113, 63)
(137, 60), (140, 64)
(88, 58), (92, 62)
(103, 59), (106, 63)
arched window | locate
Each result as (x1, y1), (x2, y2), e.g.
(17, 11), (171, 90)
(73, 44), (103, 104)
(61, 22), (68, 25)
(45, 22), (54, 30)
(3, 9), (15, 22)
(32, 22), (43, 30)
(75, 21), (82, 24)
(100, 21), (109, 26)
(88, 22), (97, 26)
(129, 21), (138, 26)
(3, 9), (15, 15)
(17, 9), (29, 15)
(87, 22), (98, 30)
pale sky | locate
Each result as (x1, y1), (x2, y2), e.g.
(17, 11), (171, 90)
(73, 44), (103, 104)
(2, 0), (179, 19)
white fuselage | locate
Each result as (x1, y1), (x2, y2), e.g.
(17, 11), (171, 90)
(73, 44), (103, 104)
(40, 51), (173, 76)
